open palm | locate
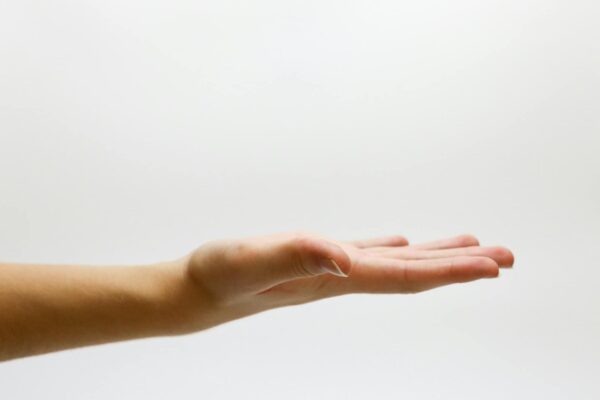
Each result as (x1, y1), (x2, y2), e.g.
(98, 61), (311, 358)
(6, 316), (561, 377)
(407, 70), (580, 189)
(186, 232), (514, 321)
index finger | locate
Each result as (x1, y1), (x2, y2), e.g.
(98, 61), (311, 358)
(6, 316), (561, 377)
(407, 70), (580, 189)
(347, 235), (409, 249)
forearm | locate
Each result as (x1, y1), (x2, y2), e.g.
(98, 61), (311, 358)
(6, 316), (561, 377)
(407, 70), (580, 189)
(0, 259), (205, 361)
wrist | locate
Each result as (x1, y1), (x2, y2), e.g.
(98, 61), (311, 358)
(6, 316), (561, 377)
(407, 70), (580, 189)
(147, 256), (219, 336)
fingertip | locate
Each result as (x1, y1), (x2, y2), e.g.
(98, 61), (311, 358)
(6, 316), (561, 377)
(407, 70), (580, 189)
(457, 234), (480, 247)
(480, 257), (500, 278)
(351, 234), (409, 248)
(462, 256), (499, 278)
(505, 248), (515, 267)
(390, 235), (410, 246)
(487, 264), (500, 278)
(492, 246), (515, 268)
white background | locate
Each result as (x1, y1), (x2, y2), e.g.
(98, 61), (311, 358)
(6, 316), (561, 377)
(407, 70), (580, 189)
(1, 1), (599, 398)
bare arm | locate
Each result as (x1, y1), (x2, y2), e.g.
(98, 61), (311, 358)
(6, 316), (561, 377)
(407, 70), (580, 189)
(0, 260), (205, 361)
(0, 232), (514, 362)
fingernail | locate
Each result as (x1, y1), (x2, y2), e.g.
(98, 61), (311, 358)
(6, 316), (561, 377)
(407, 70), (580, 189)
(318, 258), (348, 277)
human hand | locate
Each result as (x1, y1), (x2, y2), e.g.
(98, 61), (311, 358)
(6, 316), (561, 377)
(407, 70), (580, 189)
(180, 232), (514, 331)
(0, 231), (514, 360)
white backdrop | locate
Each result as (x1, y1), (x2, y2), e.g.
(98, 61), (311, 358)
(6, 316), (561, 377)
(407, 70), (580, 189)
(1, 1), (599, 399)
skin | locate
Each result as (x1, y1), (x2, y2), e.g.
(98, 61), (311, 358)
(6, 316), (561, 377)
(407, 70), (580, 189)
(0, 232), (514, 362)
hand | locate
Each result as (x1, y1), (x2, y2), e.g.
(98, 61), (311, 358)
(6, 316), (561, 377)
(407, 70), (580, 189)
(0, 231), (514, 360)
(181, 232), (514, 330)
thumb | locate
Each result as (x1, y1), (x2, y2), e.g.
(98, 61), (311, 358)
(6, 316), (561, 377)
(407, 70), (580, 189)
(244, 235), (352, 292)
(287, 236), (352, 278)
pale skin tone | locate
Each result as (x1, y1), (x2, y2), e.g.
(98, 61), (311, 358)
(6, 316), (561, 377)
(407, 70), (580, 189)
(0, 232), (514, 362)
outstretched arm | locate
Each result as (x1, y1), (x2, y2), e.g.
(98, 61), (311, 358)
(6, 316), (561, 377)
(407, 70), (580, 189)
(0, 232), (513, 361)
